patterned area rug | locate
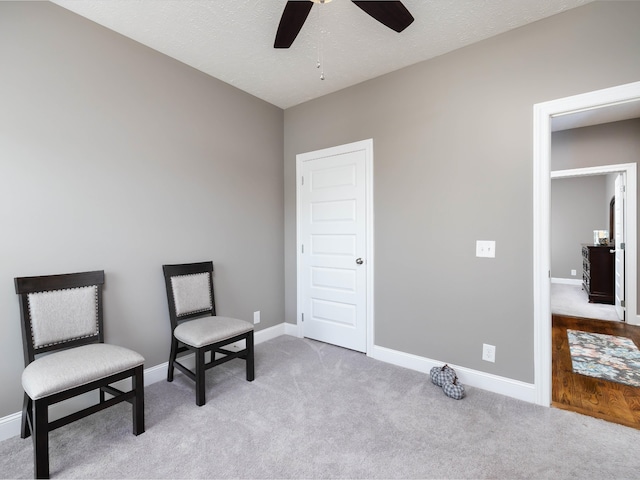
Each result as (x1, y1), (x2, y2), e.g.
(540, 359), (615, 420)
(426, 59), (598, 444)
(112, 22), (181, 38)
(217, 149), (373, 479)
(567, 329), (640, 387)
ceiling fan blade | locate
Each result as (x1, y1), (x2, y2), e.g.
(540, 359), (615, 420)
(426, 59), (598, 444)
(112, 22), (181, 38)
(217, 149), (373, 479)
(351, 1), (414, 33)
(274, 1), (314, 48)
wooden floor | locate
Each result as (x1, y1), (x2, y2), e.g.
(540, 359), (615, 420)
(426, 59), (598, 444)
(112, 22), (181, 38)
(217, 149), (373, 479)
(552, 314), (640, 429)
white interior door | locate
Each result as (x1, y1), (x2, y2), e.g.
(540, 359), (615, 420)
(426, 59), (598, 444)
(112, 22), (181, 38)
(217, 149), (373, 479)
(297, 140), (371, 352)
(614, 172), (625, 321)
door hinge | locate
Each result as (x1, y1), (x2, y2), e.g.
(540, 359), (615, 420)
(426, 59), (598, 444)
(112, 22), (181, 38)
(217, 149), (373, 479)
(301, 176), (304, 186)
(621, 300), (626, 308)
(301, 244), (304, 254)
(301, 313), (304, 322)
(621, 242), (626, 250)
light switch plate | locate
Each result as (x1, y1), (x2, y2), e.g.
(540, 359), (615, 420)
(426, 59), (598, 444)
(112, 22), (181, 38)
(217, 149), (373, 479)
(476, 240), (496, 258)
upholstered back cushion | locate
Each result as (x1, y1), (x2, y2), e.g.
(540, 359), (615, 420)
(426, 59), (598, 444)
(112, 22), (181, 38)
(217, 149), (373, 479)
(27, 286), (99, 349)
(170, 272), (213, 317)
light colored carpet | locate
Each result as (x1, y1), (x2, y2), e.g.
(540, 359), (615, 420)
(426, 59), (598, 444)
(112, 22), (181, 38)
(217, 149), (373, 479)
(551, 283), (619, 321)
(1, 335), (640, 479)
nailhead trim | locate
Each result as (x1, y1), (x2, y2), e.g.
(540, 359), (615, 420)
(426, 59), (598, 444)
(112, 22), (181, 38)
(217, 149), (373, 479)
(27, 285), (99, 350)
(172, 273), (213, 317)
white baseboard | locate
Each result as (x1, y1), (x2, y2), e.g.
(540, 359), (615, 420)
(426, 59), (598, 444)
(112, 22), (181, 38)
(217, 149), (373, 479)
(370, 345), (536, 403)
(257, 323), (287, 342)
(1, 323), (537, 441)
(0, 412), (22, 444)
(141, 361), (169, 386)
(0, 323), (287, 442)
(551, 277), (582, 286)
(224, 322), (287, 352)
(284, 321), (299, 337)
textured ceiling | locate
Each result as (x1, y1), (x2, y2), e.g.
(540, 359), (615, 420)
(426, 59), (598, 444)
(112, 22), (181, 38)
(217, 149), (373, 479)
(49, 0), (596, 109)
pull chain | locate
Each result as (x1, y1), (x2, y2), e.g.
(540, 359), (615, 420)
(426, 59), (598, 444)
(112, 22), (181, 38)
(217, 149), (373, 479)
(317, 3), (325, 80)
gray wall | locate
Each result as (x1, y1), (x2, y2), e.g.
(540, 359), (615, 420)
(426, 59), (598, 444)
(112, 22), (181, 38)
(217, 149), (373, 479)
(0, 2), (284, 417)
(551, 120), (640, 171)
(551, 176), (608, 279)
(552, 119), (640, 297)
(283, 1), (640, 383)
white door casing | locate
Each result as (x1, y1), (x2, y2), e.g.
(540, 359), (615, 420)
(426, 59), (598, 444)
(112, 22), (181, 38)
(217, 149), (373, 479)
(534, 80), (640, 407)
(614, 172), (625, 321)
(296, 139), (374, 353)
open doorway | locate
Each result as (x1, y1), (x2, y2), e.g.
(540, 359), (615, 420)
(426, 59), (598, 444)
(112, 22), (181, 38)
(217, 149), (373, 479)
(551, 166), (634, 323)
(533, 81), (640, 407)
(549, 164), (640, 427)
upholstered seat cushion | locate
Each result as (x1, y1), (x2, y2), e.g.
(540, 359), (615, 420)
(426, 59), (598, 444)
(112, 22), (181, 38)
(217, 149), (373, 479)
(174, 316), (253, 348)
(22, 343), (145, 400)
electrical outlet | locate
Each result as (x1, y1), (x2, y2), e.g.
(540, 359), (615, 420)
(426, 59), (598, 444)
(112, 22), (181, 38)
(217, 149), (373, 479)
(571, 269), (577, 276)
(476, 240), (496, 258)
(253, 311), (260, 324)
(482, 343), (496, 363)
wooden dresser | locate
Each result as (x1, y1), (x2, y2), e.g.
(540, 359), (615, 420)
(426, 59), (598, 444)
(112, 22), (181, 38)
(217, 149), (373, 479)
(582, 244), (614, 304)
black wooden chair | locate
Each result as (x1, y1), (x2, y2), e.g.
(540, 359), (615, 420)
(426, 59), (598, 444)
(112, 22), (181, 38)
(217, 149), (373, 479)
(162, 261), (254, 406)
(15, 270), (145, 479)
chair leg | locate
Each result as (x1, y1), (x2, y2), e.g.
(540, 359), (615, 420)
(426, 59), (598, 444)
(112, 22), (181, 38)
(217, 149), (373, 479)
(167, 337), (178, 382)
(21, 394), (32, 439)
(132, 366), (145, 436)
(32, 399), (49, 479)
(246, 331), (255, 382)
(195, 349), (206, 406)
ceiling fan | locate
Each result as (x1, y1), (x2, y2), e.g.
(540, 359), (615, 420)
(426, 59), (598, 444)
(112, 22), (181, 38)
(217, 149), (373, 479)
(274, 0), (415, 49)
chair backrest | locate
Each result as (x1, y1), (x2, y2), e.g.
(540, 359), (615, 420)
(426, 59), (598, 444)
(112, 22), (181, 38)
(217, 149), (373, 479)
(15, 270), (105, 366)
(162, 262), (216, 330)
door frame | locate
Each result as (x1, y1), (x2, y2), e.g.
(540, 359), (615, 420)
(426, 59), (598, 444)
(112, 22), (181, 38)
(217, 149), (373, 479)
(614, 172), (626, 321)
(533, 81), (640, 406)
(551, 164), (636, 322)
(295, 138), (375, 354)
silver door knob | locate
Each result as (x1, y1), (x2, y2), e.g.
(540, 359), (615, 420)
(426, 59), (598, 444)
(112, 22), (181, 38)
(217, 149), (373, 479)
(356, 258), (364, 265)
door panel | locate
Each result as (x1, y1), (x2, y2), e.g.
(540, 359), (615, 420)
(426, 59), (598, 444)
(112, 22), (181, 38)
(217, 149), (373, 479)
(311, 298), (356, 326)
(299, 144), (368, 352)
(311, 200), (356, 222)
(311, 267), (356, 291)
(311, 234), (357, 256)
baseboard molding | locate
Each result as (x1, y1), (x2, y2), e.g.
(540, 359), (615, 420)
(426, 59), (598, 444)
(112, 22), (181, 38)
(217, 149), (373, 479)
(284, 321), (299, 337)
(551, 277), (582, 286)
(0, 412), (22, 444)
(370, 345), (536, 403)
(224, 322), (287, 352)
(0, 323), (287, 442)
